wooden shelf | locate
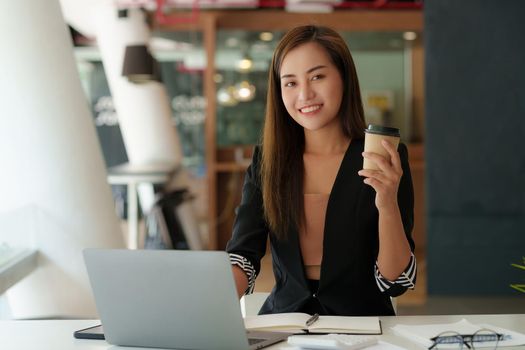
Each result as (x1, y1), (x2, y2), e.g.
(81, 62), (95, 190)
(156, 10), (423, 32)
(154, 9), (425, 251)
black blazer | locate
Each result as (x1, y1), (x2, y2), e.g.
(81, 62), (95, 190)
(226, 139), (414, 316)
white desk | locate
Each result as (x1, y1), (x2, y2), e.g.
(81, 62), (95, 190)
(107, 162), (177, 249)
(1, 314), (524, 350)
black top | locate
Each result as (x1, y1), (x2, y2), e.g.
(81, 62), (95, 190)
(226, 139), (415, 316)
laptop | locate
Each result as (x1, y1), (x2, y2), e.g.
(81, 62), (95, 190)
(81, 249), (289, 350)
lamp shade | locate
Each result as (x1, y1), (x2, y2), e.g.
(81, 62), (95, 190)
(121, 44), (162, 83)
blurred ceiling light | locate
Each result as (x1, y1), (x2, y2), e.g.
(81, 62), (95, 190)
(217, 86), (239, 106)
(259, 32), (273, 42)
(403, 31), (417, 41)
(237, 54), (253, 72)
(225, 37), (240, 48)
(213, 73), (224, 84)
(233, 81), (256, 102)
(121, 44), (162, 83)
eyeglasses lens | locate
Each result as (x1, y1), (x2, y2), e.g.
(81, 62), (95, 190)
(434, 331), (465, 349)
(471, 329), (499, 349)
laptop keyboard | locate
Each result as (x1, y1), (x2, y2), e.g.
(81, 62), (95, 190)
(248, 338), (266, 345)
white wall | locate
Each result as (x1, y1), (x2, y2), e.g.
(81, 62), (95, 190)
(0, 0), (124, 319)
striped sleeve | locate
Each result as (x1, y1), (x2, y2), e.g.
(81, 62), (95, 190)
(229, 253), (257, 295)
(374, 253), (417, 292)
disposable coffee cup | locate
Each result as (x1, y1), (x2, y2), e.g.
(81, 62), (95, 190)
(363, 124), (400, 170)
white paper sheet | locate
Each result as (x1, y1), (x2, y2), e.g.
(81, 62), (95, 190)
(370, 341), (409, 350)
(392, 319), (525, 348)
(285, 340), (406, 350)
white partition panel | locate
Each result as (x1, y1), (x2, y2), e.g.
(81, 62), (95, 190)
(0, 0), (124, 319)
(93, 5), (183, 167)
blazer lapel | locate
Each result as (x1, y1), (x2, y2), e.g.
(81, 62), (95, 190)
(320, 139), (365, 288)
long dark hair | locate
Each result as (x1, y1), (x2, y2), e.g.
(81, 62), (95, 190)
(261, 25), (366, 239)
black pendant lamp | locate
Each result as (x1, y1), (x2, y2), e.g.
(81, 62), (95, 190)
(121, 44), (162, 83)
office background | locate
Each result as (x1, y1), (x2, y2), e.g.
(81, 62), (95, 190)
(1, 0), (524, 319)
(425, 0), (525, 295)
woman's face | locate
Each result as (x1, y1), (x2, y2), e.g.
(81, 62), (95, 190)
(279, 42), (344, 134)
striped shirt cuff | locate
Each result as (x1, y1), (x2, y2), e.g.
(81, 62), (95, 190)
(375, 253), (417, 292)
(229, 253), (257, 295)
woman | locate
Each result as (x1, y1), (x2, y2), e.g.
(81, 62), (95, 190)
(226, 25), (416, 316)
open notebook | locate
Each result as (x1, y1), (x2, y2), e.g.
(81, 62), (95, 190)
(244, 313), (381, 334)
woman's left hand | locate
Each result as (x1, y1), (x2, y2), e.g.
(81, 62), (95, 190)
(358, 140), (403, 211)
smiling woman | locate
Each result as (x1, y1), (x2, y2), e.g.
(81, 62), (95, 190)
(279, 42), (344, 137)
(226, 25), (416, 316)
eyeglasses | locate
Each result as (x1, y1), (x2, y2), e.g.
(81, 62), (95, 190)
(428, 329), (505, 349)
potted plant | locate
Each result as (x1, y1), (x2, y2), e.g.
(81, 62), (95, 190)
(511, 257), (525, 293)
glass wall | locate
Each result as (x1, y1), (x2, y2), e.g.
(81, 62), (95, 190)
(75, 29), (420, 166)
(214, 30), (420, 146)
(75, 31), (206, 175)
